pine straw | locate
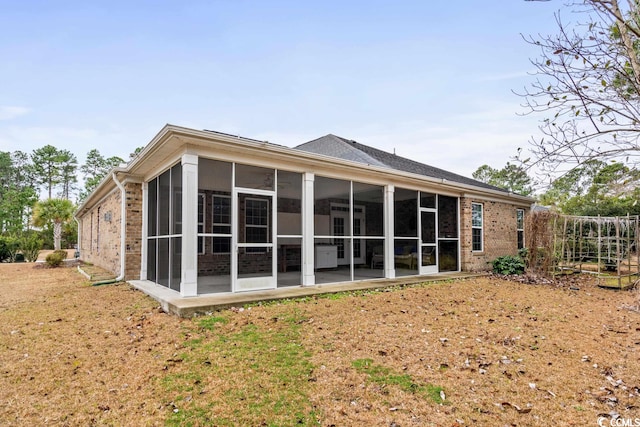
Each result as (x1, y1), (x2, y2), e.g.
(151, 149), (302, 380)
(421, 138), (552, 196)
(0, 263), (639, 426)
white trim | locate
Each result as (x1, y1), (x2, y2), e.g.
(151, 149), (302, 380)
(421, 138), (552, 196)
(180, 154), (198, 297)
(384, 185), (395, 278)
(419, 200), (438, 275)
(231, 164), (237, 289)
(302, 172), (315, 286)
(462, 192), (532, 206)
(140, 181), (148, 280)
(197, 193), (205, 255)
(516, 208), (525, 249)
(471, 202), (484, 252)
(233, 188), (277, 292)
(244, 197), (270, 252)
(76, 125), (533, 223)
(210, 194), (232, 254)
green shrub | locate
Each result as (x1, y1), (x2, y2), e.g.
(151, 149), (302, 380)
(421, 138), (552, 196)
(53, 249), (68, 260)
(45, 251), (66, 267)
(0, 236), (19, 262)
(0, 238), (7, 262)
(20, 234), (43, 262)
(491, 255), (525, 275)
(518, 247), (528, 259)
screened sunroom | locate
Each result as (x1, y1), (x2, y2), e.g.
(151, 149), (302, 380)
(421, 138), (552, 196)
(76, 125), (532, 301)
(143, 155), (461, 296)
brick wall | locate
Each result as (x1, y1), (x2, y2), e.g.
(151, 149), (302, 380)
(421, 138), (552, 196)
(79, 188), (122, 276)
(124, 182), (142, 280)
(79, 182), (527, 280)
(78, 181), (143, 280)
(460, 197), (527, 272)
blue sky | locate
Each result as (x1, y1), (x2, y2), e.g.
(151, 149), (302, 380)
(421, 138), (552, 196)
(0, 1), (561, 178)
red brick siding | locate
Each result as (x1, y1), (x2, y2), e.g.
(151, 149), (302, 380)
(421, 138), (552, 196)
(78, 182), (143, 280)
(460, 197), (527, 271)
(79, 188), (122, 275)
(124, 182), (142, 280)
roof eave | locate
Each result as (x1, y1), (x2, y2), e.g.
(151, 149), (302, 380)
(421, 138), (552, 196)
(76, 124), (535, 218)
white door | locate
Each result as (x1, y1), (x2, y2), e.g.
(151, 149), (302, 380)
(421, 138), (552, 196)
(332, 214), (349, 266)
(234, 191), (276, 291)
(352, 213), (365, 265)
(420, 210), (438, 274)
(331, 204), (366, 266)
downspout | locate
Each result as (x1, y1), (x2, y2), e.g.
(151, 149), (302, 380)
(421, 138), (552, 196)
(73, 216), (81, 258)
(74, 215), (85, 281)
(112, 172), (127, 282)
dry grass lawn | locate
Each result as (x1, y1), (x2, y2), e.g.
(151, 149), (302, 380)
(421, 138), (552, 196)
(0, 262), (638, 426)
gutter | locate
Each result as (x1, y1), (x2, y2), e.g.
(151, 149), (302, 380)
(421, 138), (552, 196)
(167, 125), (536, 204)
(78, 124), (534, 215)
(112, 172), (127, 282)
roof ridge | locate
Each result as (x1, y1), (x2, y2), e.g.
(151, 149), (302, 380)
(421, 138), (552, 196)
(296, 133), (510, 194)
(326, 134), (353, 144)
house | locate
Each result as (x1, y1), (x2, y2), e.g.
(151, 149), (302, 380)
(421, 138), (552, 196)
(75, 124), (533, 300)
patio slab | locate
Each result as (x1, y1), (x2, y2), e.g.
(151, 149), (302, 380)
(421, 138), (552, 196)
(128, 272), (488, 317)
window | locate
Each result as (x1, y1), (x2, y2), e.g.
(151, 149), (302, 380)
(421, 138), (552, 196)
(197, 194), (204, 254)
(212, 195), (231, 253)
(245, 198), (269, 252)
(333, 216), (345, 259)
(90, 212), (94, 253)
(353, 217), (361, 258)
(471, 203), (483, 252)
(516, 209), (525, 250)
(96, 207), (100, 253)
(213, 195), (231, 234)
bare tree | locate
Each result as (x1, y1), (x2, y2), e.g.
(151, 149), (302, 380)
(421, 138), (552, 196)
(518, 0), (640, 178)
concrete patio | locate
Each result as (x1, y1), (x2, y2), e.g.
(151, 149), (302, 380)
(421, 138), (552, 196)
(128, 271), (488, 317)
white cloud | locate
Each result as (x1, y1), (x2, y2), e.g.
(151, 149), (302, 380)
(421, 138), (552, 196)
(0, 106), (30, 120)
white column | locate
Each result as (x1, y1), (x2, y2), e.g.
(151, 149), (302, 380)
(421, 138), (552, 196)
(302, 172), (315, 286)
(181, 154), (199, 297)
(384, 184), (396, 279)
(140, 181), (148, 280)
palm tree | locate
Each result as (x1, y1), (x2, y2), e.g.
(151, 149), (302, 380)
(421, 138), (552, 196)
(32, 198), (75, 250)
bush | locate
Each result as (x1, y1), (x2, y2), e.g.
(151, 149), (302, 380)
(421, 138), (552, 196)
(0, 236), (19, 262)
(491, 255), (525, 275)
(518, 247), (529, 260)
(0, 238), (7, 263)
(20, 234), (43, 262)
(53, 249), (68, 259)
(45, 251), (66, 267)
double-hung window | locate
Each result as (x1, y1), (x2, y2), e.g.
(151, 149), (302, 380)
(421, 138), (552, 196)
(245, 198), (269, 253)
(516, 209), (525, 250)
(212, 195), (231, 254)
(471, 203), (483, 252)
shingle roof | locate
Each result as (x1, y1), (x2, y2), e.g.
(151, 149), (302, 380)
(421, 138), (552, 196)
(295, 134), (508, 193)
